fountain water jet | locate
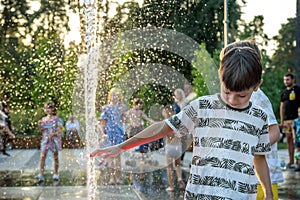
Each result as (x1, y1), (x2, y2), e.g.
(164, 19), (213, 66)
(80, 2), (219, 199)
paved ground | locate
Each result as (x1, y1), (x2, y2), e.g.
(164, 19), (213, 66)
(0, 146), (299, 199)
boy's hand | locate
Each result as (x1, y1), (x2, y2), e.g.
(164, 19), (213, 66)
(90, 145), (122, 158)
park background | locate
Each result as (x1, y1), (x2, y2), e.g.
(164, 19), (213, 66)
(0, 0), (299, 147)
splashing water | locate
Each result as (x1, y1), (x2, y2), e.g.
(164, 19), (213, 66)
(84, 0), (98, 199)
(81, 1), (219, 199)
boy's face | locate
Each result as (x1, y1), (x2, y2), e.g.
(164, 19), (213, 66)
(220, 82), (258, 109)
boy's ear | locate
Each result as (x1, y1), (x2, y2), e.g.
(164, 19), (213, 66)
(253, 79), (263, 91)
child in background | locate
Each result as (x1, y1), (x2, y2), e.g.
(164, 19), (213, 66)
(162, 105), (185, 192)
(65, 115), (81, 148)
(252, 88), (284, 200)
(125, 98), (155, 153)
(99, 88), (126, 185)
(35, 102), (63, 182)
(0, 103), (15, 156)
(292, 107), (300, 171)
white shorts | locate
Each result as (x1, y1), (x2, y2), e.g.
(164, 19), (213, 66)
(165, 144), (182, 158)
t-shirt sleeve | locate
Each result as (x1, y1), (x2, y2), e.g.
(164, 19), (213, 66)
(254, 114), (271, 155)
(251, 89), (278, 126)
(165, 99), (197, 138)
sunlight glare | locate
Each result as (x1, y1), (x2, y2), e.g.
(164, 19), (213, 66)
(27, 1), (41, 15)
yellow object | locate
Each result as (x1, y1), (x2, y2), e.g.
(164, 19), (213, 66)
(289, 90), (295, 100)
(256, 184), (278, 200)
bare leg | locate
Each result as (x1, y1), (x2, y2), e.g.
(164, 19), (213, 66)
(166, 156), (175, 191)
(286, 133), (295, 166)
(108, 157), (115, 184)
(39, 150), (48, 175)
(174, 157), (185, 189)
(285, 122), (295, 167)
(115, 155), (123, 184)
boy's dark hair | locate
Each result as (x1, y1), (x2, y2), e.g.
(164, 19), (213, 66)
(284, 73), (294, 79)
(219, 46), (262, 92)
(220, 39), (261, 61)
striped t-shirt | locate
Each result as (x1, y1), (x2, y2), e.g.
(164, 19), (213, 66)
(166, 93), (271, 200)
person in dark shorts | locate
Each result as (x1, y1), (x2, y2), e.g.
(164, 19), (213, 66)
(280, 73), (300, 168)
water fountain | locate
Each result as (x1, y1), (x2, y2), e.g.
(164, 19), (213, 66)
(80, 2), (219, 198)
(0, 1), (299, 199)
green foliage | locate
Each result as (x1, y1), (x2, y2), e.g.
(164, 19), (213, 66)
(272, 18), (296, 72)
(239, 15), (269, 46)
(191, 43), (219, 96)
(260, 67), (286, 121)
(238, 15), (272, 69)
(0, 35), (78, 135)
(264, 17), (297, 120)
(1, 0), (294, 135)
(0, 0), (79, 135)
(116, 0), (241, 54)
(96, 0), (241, 109)
(29, 35), (79, 120)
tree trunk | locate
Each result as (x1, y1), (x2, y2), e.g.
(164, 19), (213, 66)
(296, 0), (300, 85)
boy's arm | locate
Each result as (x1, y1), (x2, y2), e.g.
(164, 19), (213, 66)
(268, 124), (280, 145)
(254, 154), (273, 200)
(90, 120), (173, 157)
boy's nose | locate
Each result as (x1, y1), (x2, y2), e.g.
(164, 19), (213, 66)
(227, 95), (237, 105)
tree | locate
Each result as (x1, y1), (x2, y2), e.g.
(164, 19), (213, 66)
(0, 0), (80, 135)
(296, 0), (300, 85)
(92, 0), (242, 111)
(261, 18), (296, 120)
(272, 18), (296, 72)
(238, 15), (272, 68)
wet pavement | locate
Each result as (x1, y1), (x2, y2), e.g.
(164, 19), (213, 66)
(0, 146), (299, 199)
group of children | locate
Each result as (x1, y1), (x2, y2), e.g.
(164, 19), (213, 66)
(32, 38), (294, 199)
(98, 89), (185, 187)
